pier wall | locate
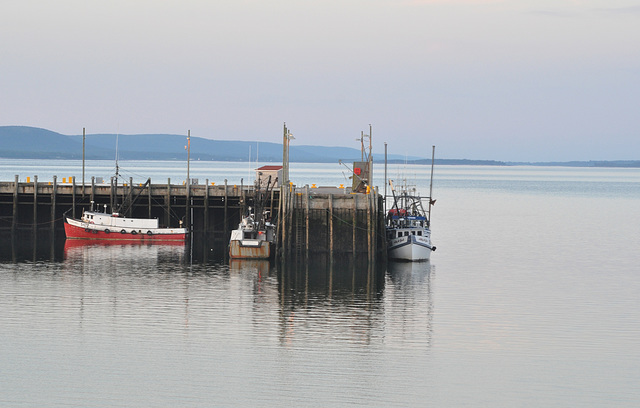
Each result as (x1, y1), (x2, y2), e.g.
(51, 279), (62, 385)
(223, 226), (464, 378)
(0, 177), (386, 260)
(278, 186), (386, 260)
(0, 176), (247, 246)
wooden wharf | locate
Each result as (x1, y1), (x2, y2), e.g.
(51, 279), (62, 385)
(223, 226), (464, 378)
(0, 176), (386, 260)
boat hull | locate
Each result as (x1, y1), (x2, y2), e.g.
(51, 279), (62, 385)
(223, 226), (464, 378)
(64, 218), (186, 242)
(229, 239), (271, 259)
(387, 234), (433, 261)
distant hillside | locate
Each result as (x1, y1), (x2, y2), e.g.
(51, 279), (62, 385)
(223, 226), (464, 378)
(0, 126), (422, 162)
(4, 126), (636, 167)
(0, 126), (84, 159)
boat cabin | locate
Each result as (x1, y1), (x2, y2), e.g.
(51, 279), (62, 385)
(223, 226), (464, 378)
(81, 211), (159, 229)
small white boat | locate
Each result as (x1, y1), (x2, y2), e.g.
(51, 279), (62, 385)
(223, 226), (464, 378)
(229, 212), (275, 259)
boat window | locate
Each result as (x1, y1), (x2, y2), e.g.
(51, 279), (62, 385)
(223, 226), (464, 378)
(405, 231), (410, 237)
(411, 231), (415, 235)
(417, 231), (422, 236)
(397, 232), (402, 238)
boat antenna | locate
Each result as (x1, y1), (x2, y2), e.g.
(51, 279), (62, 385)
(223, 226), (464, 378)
(384, 142), (387, 214)
(428, 145), (436, 222)
(113, 129), (120, 213)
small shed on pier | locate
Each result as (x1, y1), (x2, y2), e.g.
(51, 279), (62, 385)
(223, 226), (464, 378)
(255, 165), (282, 188)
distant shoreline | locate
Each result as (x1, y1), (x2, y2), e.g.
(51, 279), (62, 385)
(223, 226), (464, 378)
(395, 159), (640, 168)
(1, 155), (639, 168)
(1, 126), (639, 168)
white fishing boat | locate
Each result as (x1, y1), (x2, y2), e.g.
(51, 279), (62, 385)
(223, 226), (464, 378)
(385, 146), (437, 262)
(386, 184), (436, 261)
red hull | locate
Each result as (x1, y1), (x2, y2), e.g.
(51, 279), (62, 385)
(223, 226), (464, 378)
(64, 222), (186, 242)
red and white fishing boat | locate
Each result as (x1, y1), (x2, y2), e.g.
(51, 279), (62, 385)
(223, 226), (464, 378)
(65, 205), (187, 243)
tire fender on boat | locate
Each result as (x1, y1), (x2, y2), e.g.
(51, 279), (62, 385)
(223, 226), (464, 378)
(147, 230), (153, 236)
(104, 229), (110, 234)
(120, 229), (126, 234)
(131, 230), (138, 235)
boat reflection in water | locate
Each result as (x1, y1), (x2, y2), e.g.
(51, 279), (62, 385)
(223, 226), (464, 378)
(385, 260), (434, 347)
(63, 239), (188, 266)
(387, 259), (433, 287)
(229, 258), (272, 280)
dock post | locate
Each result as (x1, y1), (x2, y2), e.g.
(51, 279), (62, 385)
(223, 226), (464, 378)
(72, 176), (76, 219)
(367, 188), (372, 265)
(279, 186), (285, 257)
(352, 194), (357, 256)
(51, 175), (57, 232)
(12, 175), (18, 233)
(33, 175), (38, 232)
(305, 185), (309, 260)
(204, 179), (209, 235)
(286, 186), (293, 255)
(129, 177), (133, 217)
(148, 178), (152, 218)
(276, 186), (283, 257)
(165, 178), (171, 227)
(329, 193), (334, 260)
(185, 176), (190, 233)
(224, 179), (228, 243)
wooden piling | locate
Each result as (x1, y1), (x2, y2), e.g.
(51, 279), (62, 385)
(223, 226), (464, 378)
(165, 178), (171, 227)
(51, 176), (57, 232)
(33, 176), (37, 230)
(352, 194), (357, 256)
(329, 193), (334, 263)
(72, 176), (76, 219)
(12, 175), (18, 232)
(224, 179), (228, 242)
(305, 185), (310, 260)
(186, 176), (190, 232)
(204, 179), (209, 234)
(128, 177), (133, 217)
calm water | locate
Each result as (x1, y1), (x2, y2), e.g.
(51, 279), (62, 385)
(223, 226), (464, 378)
(1, 161), (639, 407)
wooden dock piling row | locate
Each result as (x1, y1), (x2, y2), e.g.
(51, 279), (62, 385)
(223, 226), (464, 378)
(276, 185), (385, 259)
(0, 178), (385, 260)
(0, 178), (246, 244)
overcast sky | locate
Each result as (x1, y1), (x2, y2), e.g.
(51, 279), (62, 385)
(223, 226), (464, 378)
(1, 0), (639, 161)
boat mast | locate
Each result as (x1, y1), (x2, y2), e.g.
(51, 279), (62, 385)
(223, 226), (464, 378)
(428, 145), (435, 222)
(114, 131), (120, 213)
(384, 142), (387, 214)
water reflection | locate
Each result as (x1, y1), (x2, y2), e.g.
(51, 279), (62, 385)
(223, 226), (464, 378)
(0, 231), (65, 263)
(274, 255), (387, 347)
(387, 260), (433, 287)
(385, 260), (434, 348)
(63, 239), (187, 265)
(1, 233), (434, 352)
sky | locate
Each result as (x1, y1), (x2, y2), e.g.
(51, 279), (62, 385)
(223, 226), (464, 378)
(1, 0), (639, 162)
